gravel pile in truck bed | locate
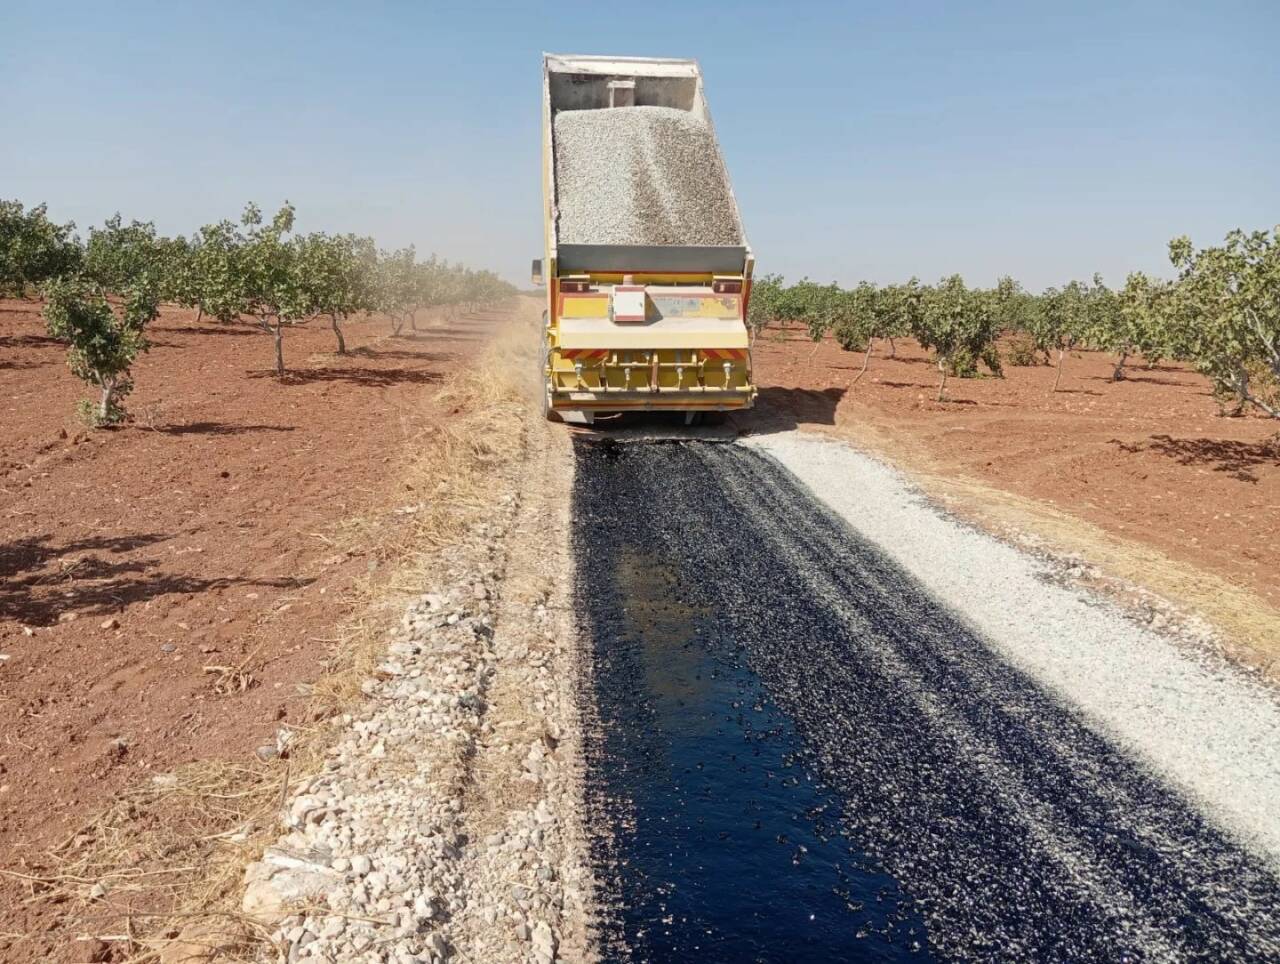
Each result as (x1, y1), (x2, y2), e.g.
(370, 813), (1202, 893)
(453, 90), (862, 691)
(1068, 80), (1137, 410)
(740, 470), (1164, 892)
(554, 105), (743, 246)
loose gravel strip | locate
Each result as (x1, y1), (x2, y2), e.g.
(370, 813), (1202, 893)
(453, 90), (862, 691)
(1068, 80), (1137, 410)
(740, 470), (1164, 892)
(748, 431), (1280, 864)
(554, 106), (742, 246)
(240, 418), (592, 963)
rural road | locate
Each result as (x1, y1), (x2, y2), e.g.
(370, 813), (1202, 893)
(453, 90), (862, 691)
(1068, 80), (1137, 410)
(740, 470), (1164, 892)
(571, 435), (1280, 962)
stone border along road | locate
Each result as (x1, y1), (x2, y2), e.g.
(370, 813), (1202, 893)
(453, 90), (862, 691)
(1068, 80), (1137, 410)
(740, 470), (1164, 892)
(572, 434), (1280, 961)
(240, 415), (594, 964)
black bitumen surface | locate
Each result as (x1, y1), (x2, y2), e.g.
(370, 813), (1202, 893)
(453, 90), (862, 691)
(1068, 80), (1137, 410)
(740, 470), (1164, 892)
(572, 439), (1280, 963)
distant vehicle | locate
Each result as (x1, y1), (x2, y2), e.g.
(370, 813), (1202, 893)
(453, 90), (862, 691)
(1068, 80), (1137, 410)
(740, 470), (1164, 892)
(534, 53), (756, 424)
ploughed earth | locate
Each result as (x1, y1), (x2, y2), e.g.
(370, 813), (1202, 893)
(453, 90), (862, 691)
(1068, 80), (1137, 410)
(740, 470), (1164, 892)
(744, 325), (1280, 634)
(0, 299), (507, 953)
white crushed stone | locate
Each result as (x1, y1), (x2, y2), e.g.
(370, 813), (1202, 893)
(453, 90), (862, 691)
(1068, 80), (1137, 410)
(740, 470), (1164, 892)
(240, 420), (592, 963)
(746, 430), (1280, 866)
(554, 105), (742, 246)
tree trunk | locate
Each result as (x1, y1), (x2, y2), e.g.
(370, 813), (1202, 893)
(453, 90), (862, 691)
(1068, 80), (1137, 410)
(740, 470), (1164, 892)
(98, 382), (115, 424)
(887, 337), (897, 359)
(408, 310), (418, 332)
(195, 305), (204, 325)
(851, 341), (874, 386)
(1111, 350), (1128, 382)
(331, 313), (346, 354)
(391, 314), (404, 336)
(273, 322), (285, 377)
(1231, 366), (1280, 419)
(1053, 349), (1066, 392)
(937, 359), (948, 402)
(806, 336), (822, 368)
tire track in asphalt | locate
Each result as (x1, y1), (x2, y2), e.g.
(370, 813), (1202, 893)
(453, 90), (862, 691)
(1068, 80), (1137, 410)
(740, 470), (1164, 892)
(572, 439), (1280, 962)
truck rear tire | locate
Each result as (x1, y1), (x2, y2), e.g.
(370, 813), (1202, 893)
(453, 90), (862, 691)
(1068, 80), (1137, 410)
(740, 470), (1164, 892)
(540, 324), (561, 423)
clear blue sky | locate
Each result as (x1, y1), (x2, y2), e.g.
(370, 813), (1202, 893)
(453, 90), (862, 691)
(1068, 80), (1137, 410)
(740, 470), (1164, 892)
(2, 1), (1276, 290)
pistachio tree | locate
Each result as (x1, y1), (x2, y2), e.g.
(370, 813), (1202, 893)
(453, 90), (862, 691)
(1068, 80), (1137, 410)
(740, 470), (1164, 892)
(745, 273), (783, 345)
(185, 218), (248, 324)
(915, 275), (1004, 401)
(83, 213), (179, 297)
(0, 200), (81, 296)
(1032, 280), (1090, 392)
(375, 247), (419, 335)
(836, 281), (924, 384)
(236, 202), (309, 376)
(43, 277), (157, 425)
(296, 232), (377, 353)
(1099, 272), (1170, 380)
(1168, 228), (1280, 417)
(831, 282), (878, 380)
(195, 202), (308, 374)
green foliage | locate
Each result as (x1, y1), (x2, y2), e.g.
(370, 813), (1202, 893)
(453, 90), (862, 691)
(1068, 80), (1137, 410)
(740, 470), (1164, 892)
(180, 202), (308, 374)
(1004, 334), (1040, 366)
(295, 232), (377, 353)
(1031, 276), (1111, 391)
(944, 345), (1003, 378)
(0, 200), (82, 296)
(1166, 227), (1280, 417)
(5, 194), (514, 428)
(831, 282), (877, 352)
(84, 214), (184, 301)
(746, 273), (784, 341)
(43, 276), (156, 426)
(371, 249), (516, 334)
(1098, 272), (1172, 380)
(915, 275), (1005, 399)
(375, 246), (420, 333)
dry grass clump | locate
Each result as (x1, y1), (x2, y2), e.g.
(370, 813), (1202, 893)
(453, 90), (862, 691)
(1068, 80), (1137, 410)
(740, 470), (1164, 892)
(5, 309), (538, 962)
(2, 762), (281, 962)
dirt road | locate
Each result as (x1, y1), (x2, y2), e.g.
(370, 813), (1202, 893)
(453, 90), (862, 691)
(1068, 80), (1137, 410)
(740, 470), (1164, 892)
(572, 436), (1280, 962)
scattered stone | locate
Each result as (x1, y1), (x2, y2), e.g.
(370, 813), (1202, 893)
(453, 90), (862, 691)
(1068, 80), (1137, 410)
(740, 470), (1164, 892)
(239, 443), (587, 963)
(100, 617), (120, 630)
(532, 921), (555, 958)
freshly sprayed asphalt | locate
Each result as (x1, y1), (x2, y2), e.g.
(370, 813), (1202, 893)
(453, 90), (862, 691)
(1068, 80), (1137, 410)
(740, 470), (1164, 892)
(572, 439), (1280, 962)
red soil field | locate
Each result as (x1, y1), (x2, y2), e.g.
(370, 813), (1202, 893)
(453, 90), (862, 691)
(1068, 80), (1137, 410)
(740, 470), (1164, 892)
(0, 299), (508, 955)
(747, 325), (1280, 611)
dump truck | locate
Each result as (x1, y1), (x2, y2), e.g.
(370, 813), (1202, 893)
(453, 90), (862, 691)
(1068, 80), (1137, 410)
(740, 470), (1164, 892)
(534, 53), (755, 424)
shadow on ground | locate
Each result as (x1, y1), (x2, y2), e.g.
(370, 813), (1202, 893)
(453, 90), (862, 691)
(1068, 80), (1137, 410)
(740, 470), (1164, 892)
(733, 386), (847, 435)
(1113, 433), (1280, 483)
(247, 366), (444, 387)
(0, 532), (311, 626)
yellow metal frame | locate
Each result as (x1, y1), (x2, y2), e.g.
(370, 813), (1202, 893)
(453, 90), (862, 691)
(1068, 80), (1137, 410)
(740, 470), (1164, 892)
(540, 56), (756, 416)
(541, 277), (756, 414)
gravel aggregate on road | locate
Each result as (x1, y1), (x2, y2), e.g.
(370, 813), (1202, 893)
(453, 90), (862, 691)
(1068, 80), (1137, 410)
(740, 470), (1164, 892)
(573, 436), (1280, 961)
(554, 106), (742, 246)
(748, 431), (1280, 864)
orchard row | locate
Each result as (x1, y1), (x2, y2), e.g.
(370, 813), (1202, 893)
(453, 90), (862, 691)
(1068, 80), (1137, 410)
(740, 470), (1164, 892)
(749, 227), (1279, 415)
(1, 200), (516, 425)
